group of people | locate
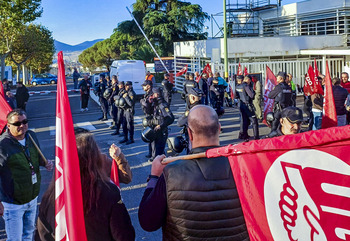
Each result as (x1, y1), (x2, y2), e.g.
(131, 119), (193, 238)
(2, 78), (30, 111)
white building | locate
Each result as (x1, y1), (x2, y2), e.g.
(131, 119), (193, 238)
(174, 0), (350, 90)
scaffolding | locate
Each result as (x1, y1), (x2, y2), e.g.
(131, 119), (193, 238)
(211, 0), (278, 38)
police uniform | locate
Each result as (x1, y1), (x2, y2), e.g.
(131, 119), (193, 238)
(236, 81), (259, 140)
(108, 82), (119, 129)
(120, 81), (136, 144)
(113, 82), (125, 136)
(149, 88), (174, 160)
(268, 72), (293, 132)
(209, 77), (226, 116)
(140, 80), (154, 158)
(183, 76), (199, 110)
(162, 74), (174, 106)
(94, 77), (109, 121)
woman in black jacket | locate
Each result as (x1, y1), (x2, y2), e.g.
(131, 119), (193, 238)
(35, 132), (135, 241)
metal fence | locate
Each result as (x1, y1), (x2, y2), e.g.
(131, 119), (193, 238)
(174, 57), (344, 94)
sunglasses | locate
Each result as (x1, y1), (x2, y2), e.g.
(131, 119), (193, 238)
(9, 119), (28, 126)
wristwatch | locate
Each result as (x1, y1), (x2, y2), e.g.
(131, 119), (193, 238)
(147, 174), (159, 182)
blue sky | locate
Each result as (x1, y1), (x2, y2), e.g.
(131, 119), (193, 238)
(36, 0), (303, 45)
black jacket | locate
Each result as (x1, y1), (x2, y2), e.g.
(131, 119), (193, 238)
(332, 85), (348, 115)
(15, 86), (29, 107)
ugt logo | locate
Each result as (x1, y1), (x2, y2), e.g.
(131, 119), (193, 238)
(264, 150), (350, 241)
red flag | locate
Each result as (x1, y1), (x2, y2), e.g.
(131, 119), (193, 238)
(0, 81), (5, 98)
(313, 60), (324, 95)
(55, 51), (88, 241)
(168, 73), (175, 84)
(305, 65), (316, 95)
(321, 61), (338, 129)
(314, 59), (319, 77)
(0, 94), (12, 134)
(110, 160), (120, 187)
(176, 65), (188, 77)
(207, 125), (350, 241)
(263, 66), (277, 125)
(237, 63), (243, 75)
(244, 67), (248, 76)
(195, 63), (212, 83)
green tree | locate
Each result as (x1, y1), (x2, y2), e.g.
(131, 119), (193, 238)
(0, 0), (42, 80)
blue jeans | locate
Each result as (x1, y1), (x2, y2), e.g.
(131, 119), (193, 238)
(3, 197), (38, 241)
(312, 111), (322, 130)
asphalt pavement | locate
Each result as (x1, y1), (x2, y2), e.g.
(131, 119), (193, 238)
(0, 80), (280, 240)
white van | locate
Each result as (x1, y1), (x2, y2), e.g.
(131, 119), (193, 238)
(110, 60), (146, 95)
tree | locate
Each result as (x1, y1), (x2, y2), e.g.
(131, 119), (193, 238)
(0, 0), (42, 80)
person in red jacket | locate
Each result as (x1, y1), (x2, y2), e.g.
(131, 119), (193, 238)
(341, 72), (350, 93)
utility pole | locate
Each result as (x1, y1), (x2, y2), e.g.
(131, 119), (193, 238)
(224, 0), (229, 82)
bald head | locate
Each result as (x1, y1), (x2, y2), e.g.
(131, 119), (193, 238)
(188, 105), (220, 138)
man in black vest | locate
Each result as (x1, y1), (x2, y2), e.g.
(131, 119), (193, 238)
(138, 105), (249, 240)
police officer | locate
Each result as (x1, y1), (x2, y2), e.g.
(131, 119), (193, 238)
(141, 80), (154, 158)
(120, 81), (136, 144)
(236, 75), (259, 141)
(161, 73), (174, 106)
(147, 87), (174, 162)
(199, 73), (209, 105)
(268, 71), (293, 132)
(183, 73), (199, 110)
(209, 77), (226, 116)
(111, 81), (125, 136)
(108, 75), (119, 130)
(94, 74), (109, 121)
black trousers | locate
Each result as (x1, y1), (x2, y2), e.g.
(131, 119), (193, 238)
(99, 97), (108, 117)
(271, 110), (281, 132)
(151, 129), (168, 158)
(239, 103), (259, 139)
(109, 104), (118, 124)
(116, 108), (124, 132)
(81, 94), (89, 109)
(122, 110), (134, 140)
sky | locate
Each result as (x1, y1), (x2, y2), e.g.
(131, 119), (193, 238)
(35, 0), (304, 45)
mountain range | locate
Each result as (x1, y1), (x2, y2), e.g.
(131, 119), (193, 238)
(54, 39), (104, 52)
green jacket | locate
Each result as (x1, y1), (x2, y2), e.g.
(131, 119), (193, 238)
(0, 130), (45, 204)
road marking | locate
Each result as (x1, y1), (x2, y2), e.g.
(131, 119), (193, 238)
(76, 122), (96, 131)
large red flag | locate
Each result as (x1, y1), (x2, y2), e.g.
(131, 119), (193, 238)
(0, 81), (5, 98)
(55, 51), (88, 241)
(207, 125), (350, 240)
(176, 65), (188, 77)
(263, 66), (277, 124)
(237, 63), (243, 75)
(313, 60), (324, 95)
(321, 61), (338, 129)
(244, 67), (248, 76)
(0, 94), (12, 133)
(195, 63), (212, 82)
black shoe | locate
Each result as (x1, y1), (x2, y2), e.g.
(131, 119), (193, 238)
(148, 158), (154, 163)
(101, 117), (108, 121)
(119, 138), (128, 144)
(126, 139), (134, 145)
(145, 154), (152, 158)
(111, 131), (120, 136)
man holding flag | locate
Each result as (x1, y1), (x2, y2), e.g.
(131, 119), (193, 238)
(0, 109), (53, 240)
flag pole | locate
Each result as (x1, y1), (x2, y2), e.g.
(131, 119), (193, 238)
(126, 7), (170, 74)
(161, 152), (206, 165)
(28, 133), (48, 165)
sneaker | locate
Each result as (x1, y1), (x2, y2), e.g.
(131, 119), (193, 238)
(126, 139), (135, 145)
(119, 139), (128, 144)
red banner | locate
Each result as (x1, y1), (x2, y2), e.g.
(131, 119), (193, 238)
(263, 66), (277, 124)
(0, 94), (12, 133)
(237, 63), (243, 75)
(176, 65), (188, 77)
(196, 63), (212, 83)
(244, 67), (248, 76)
(207, 125), (350, 241)
(313, 60), (324, 95)
(55, 51), (88, 241)
(0, 81), (5, 98)
(321, 61), (337, 129)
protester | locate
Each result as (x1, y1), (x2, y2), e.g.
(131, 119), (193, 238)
(5, 91), (16, 109)
(2, 78), (11, 93)
(267, 106), (303, 137)
(78, 74), (92, 112)
(72, 68), (80, 90)
(35, 131), (135, 241)
(0, 109), (53, 241)
(15, 81), (30, 111)
(332, 77), (348, 126)
(311, 75), (325, 130)
(252, 76), (263, 121)
(341, 72), (350, 93)
(138, 105), (249, 240)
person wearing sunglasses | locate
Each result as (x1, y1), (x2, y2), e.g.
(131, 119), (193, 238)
(0, 109), (53, 240)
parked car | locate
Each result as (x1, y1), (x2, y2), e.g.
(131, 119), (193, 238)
(31, 74), (57, 86)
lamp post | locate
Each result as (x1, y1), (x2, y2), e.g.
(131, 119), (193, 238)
(224, 0), (228, 82)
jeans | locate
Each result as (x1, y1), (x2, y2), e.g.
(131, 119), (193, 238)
(312, 111), (322, 130)
(3, 197), (38, 241)
(337, 114), (347, 126)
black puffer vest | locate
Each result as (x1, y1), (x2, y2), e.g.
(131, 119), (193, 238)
(162, 146), (250, 241)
